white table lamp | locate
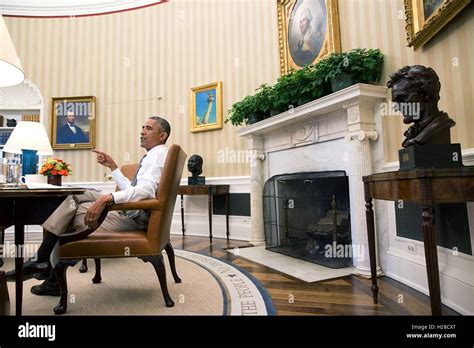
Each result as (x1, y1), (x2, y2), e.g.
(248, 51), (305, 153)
(3, 121), (53, 175)
(0, 14), (24, 87)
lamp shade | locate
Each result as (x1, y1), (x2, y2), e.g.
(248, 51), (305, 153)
(3, 121), (53, 155)
(0, 14), (24, 87)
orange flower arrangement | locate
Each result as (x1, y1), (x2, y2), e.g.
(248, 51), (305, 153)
(39, 158), (72, 176)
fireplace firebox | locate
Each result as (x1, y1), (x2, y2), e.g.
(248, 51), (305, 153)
(263, 171), (352, 268)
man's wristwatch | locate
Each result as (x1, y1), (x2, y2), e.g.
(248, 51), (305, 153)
(107, 194), (115, 207)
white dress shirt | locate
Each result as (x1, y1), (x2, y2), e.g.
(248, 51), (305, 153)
(111, 144), (168, 204)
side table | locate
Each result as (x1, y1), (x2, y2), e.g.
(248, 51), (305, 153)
(177, 184), (230, 243)
(363, 167), (474, 315)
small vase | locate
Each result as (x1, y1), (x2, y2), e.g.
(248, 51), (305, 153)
(47, 175), (62, 186)
(330, 72), (355, 92)
(248, 113), (263, 125)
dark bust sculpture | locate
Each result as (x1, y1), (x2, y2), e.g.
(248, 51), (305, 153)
(187, 154), (205, 185)
(6, 118), (17, 127)
(187, 154), (203, 177)
(387, 65), (455, 148)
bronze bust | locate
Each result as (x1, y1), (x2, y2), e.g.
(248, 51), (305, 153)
(187, 154), (203, 177)
(387, 65), (455, 148)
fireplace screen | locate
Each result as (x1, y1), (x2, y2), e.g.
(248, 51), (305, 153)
(263, 171), (351, 268)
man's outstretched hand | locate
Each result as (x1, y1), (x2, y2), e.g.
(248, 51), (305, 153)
(85, 194), (113, 229)
(92, 150), (118, 171)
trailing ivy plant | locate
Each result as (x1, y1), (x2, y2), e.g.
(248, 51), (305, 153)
(225, 48), (384, 126)
(317, 48), (384, 84)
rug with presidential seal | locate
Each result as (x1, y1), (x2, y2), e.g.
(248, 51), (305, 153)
(4, 248), (275, 315)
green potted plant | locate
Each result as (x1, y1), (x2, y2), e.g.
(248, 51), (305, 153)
(317, 48), (384, 92)
(225, 48), (384, 127)
(253, 84), (273, 121)
(269, 72), (295, 114)
(304, 64), (329, 103)
(226, 95), (253, 126)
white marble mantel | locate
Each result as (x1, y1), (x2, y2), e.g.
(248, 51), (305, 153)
(237, 83), (388, 276)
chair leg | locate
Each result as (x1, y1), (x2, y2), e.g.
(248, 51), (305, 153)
(92, 258), (101, 284)
(165, 242), (181, 283)
(141, 255), (174, 307)
(79, 259), (88, 273)
(53, 259), (79, 315)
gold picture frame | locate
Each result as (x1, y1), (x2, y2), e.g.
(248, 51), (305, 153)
(51, 96), (96, 150)
(277, 0), (340, 75)
(190, 81), (223, 133)
(404, 0), (471, 50)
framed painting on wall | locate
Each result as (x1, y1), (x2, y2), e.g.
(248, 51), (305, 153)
(190, 81), (223, 133)
(51, 96), (96, 150)
(404, 0), (471, 50)
(277, 0), (341, 75)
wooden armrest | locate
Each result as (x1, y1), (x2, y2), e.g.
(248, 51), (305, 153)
(109, 199), (161, 211)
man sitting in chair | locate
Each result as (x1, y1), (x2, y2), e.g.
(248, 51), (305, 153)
(6, 116), (171, 296)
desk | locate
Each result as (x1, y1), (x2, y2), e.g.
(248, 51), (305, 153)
(0, 187), (85, 316)
(363, 167), (474, 315)
(177, 185), (230, 243)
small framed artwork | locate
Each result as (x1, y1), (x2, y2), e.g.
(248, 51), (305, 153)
(190, 81), (223, 133)
(277, 0), (341, 75)
(404, 0), (471, 50)
(51, 96), (96, 150)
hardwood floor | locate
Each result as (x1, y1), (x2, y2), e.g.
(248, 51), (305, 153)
(170, 235), (459, 316)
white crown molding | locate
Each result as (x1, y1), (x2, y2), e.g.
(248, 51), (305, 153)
(0, 0), (164, 17)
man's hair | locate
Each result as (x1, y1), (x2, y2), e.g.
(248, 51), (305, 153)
(387, 65), (441, 102)
(148, 116), (171, 143)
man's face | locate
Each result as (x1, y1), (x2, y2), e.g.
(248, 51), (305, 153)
(140, 118), (167, 150)
(188, 157), (198, 171)
(66, 111), (75, 125)
(391, 79), (426, 124)
(300, 17), (309, 34)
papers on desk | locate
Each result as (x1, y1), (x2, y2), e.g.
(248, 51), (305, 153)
(26, 183), (62, 189)
(25, 183), (101, 192)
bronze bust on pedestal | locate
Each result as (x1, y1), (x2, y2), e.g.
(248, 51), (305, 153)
(387, 65), (456, 148)
(187, 154), (205, 185)
(387, 65), (462, 170)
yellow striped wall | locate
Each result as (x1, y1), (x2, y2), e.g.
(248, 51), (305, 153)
(5, 0), (281, 181)
(4, 0), (473, 181)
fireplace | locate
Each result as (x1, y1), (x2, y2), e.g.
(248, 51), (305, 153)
(263, 171), (351, 268)
(237, 84), (388, 275)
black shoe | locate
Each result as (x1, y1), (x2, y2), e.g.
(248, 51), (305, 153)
(5, 259), (51, 282)
(31, 280), (60, 297)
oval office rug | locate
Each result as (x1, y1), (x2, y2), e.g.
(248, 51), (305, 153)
(4, 249), (275, 316)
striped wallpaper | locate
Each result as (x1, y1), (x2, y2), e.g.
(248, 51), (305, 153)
(4, 0), (473, 181)
(4, 0), (281, 181)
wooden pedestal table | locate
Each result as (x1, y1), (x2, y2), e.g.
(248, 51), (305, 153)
(177, 185), (230, 243)
(363, 167), (474, 315)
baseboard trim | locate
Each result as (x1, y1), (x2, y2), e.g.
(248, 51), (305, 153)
(386, 248), (473, 315)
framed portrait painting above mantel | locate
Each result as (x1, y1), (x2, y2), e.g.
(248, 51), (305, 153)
(51, 96), (96, 150)
(277, 0), (341, 75)
(190, 81), (223, 133)
(404, 0), (472, 50)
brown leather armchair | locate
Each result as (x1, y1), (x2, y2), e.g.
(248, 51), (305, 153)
(53, 144), (187, 315)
